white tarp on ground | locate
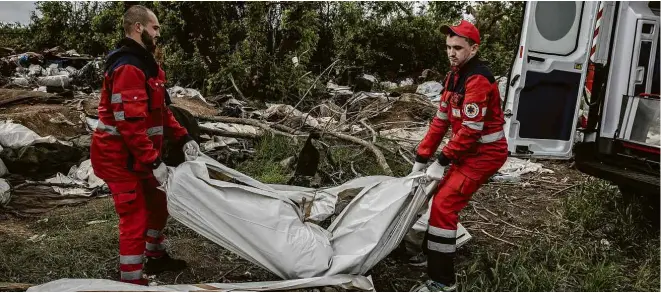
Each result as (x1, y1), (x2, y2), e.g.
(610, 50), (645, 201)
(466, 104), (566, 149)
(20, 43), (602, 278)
(44, 159), (106, 197)
(168, 86), (213, 105)
(0, 120), (58, 148)
(199, 122), (259, 136)
(0, 178), (10, 206)
(491, 157), (554, 182)
(164, 155), (463, 279)
(28, 275), (375, 292)
(416, 81), (444, 102)
(29, 155), (472, 291)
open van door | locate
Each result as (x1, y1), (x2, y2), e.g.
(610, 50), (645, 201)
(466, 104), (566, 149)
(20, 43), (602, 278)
(503, 1), (599, 159)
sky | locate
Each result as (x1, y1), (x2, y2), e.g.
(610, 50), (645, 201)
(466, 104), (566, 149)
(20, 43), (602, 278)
(0, 1), (37, 25)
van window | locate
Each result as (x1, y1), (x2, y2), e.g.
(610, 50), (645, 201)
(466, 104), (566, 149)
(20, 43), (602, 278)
(629, 40), (660, 146)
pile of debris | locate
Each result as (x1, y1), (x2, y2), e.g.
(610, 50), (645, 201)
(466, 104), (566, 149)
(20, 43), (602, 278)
(0, 46), (102, 92)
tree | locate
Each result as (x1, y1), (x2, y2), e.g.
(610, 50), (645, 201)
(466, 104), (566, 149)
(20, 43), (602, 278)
(2, 1), (522, 104)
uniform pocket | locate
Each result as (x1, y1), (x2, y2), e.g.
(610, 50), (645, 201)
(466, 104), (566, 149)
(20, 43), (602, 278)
(110, 182), (140, 215)
(147, 79), (165, 110)
(442, 169), (480, 197)
(121, 89), (149, 119)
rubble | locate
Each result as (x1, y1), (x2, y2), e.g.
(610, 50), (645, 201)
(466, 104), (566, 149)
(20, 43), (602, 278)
(0, 46), (102, 91)
(491, 157), (554, 182)
(416, 81), (444, 102)
(168, 86), (213, 105)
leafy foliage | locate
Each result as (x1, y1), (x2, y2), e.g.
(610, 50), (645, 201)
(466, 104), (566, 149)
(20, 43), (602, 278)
(1, 1), (522, 103)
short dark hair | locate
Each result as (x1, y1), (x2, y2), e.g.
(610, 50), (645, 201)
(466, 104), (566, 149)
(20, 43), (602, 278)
(448, 30), (476, 46)
(123, 5), (153, 35)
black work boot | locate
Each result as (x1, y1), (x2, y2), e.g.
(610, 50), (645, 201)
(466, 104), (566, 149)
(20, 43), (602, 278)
(143, 253), (187, 275)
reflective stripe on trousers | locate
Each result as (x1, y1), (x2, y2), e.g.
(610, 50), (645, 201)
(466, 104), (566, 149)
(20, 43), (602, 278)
(120, 270), (143, 281)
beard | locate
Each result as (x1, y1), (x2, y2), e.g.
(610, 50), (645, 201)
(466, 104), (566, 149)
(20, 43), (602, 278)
(141, 30), (157, 53)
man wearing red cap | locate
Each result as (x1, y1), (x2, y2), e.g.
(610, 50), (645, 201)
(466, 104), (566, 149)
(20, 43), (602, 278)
(411, 20), (508, 291)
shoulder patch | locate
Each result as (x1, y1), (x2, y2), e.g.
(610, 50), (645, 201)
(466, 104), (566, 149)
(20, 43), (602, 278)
(464, 103), (479, 118)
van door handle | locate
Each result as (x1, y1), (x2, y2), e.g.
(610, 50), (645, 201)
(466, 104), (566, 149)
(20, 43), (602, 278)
(634, 66), (645, 84)
(510, 74), (520, 87)
(527, 56), (545, 63)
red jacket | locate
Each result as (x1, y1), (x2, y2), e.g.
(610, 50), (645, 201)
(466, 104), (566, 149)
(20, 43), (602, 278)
(91, 38), (190, 182)
(416, 57), (507, 178)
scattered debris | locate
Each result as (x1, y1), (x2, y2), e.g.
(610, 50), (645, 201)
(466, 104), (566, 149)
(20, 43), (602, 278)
(398, 78), (414, 87)
(492, 158), (554, 182)
(168, 86), (213, 105)
(0, 179), (10, 206)
(1, 46), (101, 91)
(416, 81), (443, 102)
(28, 234), (47, 242)
(86, 220), (108, 225)
(327, 82), (353, 97)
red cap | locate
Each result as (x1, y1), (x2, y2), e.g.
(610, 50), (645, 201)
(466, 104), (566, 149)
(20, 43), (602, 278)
(441, 20), (480, 45)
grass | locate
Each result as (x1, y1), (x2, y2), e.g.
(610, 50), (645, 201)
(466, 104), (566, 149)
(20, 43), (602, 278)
(0, 137), (658, 291)
(0, 198), (120, 284)
(235, 135), (298, 184)
(456, 178), (660, 292)
(234, 134), (412, 185)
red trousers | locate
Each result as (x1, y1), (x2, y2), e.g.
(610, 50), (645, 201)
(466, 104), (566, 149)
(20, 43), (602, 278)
(425, 141), (508, 285)
(108, 177), (168, 285)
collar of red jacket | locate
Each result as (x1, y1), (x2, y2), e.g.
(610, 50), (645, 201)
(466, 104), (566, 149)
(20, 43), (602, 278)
(451, 56), (481, 75)
(115, 37), (155, 62)
(104, 37), (159, 77)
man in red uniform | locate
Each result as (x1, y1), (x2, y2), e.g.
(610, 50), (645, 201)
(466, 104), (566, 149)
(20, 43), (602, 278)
(90, 5), (201, 285)
(411, 20), (508, 291)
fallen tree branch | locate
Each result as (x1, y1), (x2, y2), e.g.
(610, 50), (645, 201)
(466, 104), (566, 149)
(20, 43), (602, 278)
(12, 181), (87, 191)
(196, 116), (392, 176)
(359, 118), (377, 143)
(350, 161), (361, 177)
(481, 206), (499, 217)
(197, 116), (296, 137)
(398, 147), (414, 166)
(220, 264), (243, 281)
(550, 183), (581, 196)
(472, 203), (490, 222)
(228, 74), (247, 101)
(200, 126), (259, 140)
(280, 59), (340, 124)
(461, 220), (499, 226)
(0, 282), (33, 291)
(323, 129), (393, 176)
(498, 219), (559, 239)
(481, 229), (521, 248)
(498, 219), (533, 233)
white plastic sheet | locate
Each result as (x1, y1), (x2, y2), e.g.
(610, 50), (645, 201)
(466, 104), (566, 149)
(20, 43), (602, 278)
(0, 178), (11, 206)
(44, 159), (106, 196)
(0, 157), (7, 177)
(416, 81), (444, 102)
(0, 120), (57, 148)
(168, 86), (213, 105)
(28, 275), (375, 292)
(199, 122), (259, 136)
(37, 75), (71, 87)
(164, 155), (462, 279)
(492, 157), (554, 182)
(200, 136), (240, 152)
